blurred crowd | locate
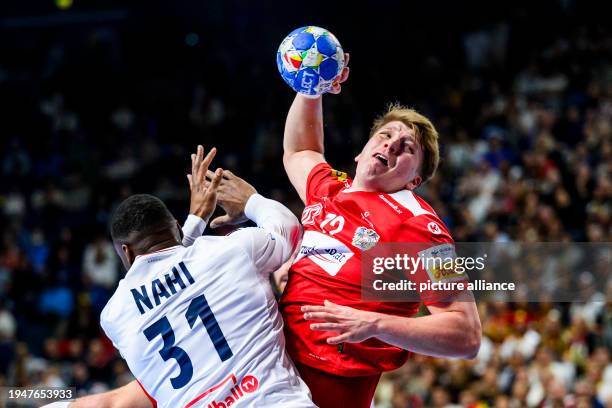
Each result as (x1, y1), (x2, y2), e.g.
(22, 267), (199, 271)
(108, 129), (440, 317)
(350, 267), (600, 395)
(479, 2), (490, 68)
(0, 1), (611, 406)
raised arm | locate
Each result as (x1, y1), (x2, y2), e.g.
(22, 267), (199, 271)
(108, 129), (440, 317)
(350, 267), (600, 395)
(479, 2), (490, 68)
(199, 169), (302, 273)
(283, 54), (349, 203)
(243, 192), (302, 257)
(209, 170), (302, 265)
(181, 145), (223, 246)
(283, 94), (326, 202)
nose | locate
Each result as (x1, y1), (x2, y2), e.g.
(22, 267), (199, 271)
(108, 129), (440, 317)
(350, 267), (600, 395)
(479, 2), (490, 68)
(383, 135), (402, 154)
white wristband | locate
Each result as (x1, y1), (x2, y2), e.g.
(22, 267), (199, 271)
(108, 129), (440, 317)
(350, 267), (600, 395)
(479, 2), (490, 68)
(182, 214), (207, 246)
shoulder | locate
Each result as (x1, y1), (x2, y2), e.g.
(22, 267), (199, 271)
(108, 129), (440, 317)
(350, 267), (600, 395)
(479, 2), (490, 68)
(100, 284), (124, 331)
(226, 226), (277, 246)
(308, 162), (350, 184)
(306, 162), (351, 203)
(187, 228), (275, 252)
(183, 234), (243, 257)
(404, 213), (453, 243)
(391, 191), (453, 243)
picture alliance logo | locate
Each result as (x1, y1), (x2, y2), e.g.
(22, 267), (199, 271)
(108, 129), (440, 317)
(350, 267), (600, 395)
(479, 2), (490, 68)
(206, 375), (259, 408)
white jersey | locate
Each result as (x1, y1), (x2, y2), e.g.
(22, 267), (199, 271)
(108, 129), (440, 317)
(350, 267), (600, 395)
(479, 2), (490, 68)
(100, 195), (313, 408)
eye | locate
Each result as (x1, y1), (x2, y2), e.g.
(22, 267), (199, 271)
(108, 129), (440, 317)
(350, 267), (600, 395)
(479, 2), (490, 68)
(399, 141), (411, 153)
(403, 141), (415, 154)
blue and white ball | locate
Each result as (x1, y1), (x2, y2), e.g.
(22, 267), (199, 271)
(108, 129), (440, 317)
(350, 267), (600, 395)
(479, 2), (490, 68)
(277, 26), (345, 97)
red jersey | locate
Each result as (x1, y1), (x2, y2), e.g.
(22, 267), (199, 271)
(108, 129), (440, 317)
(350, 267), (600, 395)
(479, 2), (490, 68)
(280, 162), (455, 377)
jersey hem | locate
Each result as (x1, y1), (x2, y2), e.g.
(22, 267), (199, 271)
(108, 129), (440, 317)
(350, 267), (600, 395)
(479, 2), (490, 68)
(291, 352), (386, 377)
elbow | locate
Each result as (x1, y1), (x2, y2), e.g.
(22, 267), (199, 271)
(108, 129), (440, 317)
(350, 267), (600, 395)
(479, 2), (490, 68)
(275, 202), (302, 251)
(282, 152), (292, 175)
(275, 199), (300, 231)
(461, 319), (482, 360)
(463, 336), (481, 360)
(283, 151), (297, 170)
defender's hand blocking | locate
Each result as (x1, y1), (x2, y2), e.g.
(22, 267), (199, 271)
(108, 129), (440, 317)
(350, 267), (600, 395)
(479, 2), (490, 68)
(205, 169), (257, 229)
(187, 145), (223, 222)
(329, 52), (350, 95)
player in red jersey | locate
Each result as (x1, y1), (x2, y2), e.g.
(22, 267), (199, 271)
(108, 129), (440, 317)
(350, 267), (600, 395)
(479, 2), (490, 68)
(281, 54), (482, 408)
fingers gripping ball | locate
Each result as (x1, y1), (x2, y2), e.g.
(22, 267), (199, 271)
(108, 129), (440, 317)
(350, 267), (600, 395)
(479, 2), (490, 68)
(277, 26), (345, 97)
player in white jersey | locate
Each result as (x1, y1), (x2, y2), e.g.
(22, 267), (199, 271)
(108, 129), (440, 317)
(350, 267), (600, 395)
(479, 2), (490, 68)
(45, 146), (314, 408)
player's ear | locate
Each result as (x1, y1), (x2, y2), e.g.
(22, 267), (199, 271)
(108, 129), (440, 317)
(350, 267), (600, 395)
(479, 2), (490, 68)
(405, 175), (422, 191)
(175, 220), (184, 242)
(122, 244), (136, 266)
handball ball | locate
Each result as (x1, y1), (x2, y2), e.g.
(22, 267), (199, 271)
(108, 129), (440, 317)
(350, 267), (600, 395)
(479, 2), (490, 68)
(277, 26), (345, 97)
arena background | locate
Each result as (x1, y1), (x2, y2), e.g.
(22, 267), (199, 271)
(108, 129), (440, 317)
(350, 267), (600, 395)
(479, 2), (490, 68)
(0, 0), (611, 406)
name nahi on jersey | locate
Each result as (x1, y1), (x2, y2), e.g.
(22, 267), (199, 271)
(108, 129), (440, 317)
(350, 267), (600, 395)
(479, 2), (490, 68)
(130, 261), (195, 314)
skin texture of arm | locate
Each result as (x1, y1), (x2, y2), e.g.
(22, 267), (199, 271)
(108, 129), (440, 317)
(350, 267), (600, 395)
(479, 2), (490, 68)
(68, 380), (151, 408)
(283, 55), (350, 202)
(374, 300), (482, 359)
(187, 145), (223, 221)
(304, 297), (481, 359)
(282, 94), (326, 203)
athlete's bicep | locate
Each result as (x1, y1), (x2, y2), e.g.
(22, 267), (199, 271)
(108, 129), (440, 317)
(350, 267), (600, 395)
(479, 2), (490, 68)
(283, 150), (325, 203)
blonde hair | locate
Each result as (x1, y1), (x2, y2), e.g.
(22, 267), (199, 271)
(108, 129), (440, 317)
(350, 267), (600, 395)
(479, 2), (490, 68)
(369, 103), (440, 183)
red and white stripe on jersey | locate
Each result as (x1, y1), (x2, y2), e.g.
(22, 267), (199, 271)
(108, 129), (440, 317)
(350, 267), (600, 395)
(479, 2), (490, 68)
(388, 190), (432, 217)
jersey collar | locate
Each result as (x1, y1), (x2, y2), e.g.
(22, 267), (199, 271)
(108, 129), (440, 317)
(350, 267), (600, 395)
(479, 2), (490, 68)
(134, 245), (183, 261)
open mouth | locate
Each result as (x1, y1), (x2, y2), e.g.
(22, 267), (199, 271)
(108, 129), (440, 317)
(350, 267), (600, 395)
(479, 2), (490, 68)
(374, 153), (389, 167)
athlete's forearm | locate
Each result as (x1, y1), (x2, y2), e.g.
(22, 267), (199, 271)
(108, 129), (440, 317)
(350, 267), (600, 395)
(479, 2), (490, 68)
(375, 309), (481, 359)
(283, 94), (325, 156)
(65, 380), (151, 408)
(68, 393), (112, 408)
(245, 193), (302, 254)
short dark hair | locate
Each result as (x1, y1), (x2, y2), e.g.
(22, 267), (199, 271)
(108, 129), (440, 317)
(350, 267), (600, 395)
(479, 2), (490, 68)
(110, 194), (175, 242)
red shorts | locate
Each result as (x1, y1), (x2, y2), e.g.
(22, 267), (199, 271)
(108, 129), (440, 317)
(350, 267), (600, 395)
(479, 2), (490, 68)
(295, 362), (380, 408)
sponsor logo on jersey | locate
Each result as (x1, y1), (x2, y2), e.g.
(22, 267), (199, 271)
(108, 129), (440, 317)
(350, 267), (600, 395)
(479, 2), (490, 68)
(360, 211), (374, 228)
(417, 244), (464, 282)
(330, 169), (348, 183)
(186, 373), (259, 408)
(295, 230), (354, 276)
(427, 221), (442, 235)
(351, 226), (380, 251)
(377, 194), (403, 214)
(301, 202), (323, 226)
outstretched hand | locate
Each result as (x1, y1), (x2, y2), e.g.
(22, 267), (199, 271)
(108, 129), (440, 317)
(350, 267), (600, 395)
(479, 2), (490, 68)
(205, 169), (257, 229)
(329, 52), (350, 95)
(187, 145), (223, 222)
(302, 299), (382, 344)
